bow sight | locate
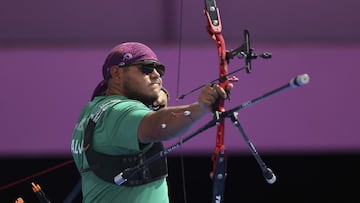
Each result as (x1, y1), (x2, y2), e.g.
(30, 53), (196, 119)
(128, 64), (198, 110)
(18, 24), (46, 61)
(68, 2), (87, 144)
(226, 29), (272, 73)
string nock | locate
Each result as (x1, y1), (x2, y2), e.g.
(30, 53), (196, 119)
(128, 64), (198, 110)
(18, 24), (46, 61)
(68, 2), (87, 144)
(175, 97), (181, 102)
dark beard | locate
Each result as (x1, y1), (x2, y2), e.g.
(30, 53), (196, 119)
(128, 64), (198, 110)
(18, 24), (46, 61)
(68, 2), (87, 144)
(122, 68), (159, 106)
(123, 85), (158, 107)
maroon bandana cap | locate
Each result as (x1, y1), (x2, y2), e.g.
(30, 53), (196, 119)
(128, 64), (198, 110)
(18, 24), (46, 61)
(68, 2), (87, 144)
(102, 42), (160, 80)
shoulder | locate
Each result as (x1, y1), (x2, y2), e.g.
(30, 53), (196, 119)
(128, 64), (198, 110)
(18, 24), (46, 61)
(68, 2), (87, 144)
(112, 98), (151, 112)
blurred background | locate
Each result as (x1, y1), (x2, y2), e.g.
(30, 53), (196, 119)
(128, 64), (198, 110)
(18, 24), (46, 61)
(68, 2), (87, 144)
(1, 0), (360, 202)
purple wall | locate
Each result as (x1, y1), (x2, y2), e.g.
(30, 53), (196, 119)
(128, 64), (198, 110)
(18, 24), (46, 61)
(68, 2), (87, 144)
(1, 0), (360, 156)
(1, 45), (359, 156)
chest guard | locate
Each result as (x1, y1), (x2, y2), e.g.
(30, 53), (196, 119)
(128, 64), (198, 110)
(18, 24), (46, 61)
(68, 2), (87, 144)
(82, 100), (168, 186)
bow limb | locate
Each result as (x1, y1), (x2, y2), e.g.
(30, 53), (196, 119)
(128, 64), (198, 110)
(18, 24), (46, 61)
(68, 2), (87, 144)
(204, 0), (229, 157)
(204, 1), (229, 202)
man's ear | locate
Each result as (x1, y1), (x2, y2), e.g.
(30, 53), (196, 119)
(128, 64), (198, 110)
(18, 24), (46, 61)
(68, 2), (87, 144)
(109, 66), (121, 79)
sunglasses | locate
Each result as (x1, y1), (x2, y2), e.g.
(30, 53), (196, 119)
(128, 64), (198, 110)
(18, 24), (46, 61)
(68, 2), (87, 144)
(125, 61), (165, 77)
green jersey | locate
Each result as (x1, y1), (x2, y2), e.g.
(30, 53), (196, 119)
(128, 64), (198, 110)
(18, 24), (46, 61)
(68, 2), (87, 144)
(71, 95), (169, 203)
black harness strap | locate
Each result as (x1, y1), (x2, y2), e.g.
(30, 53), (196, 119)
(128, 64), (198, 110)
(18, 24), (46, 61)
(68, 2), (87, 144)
(82, 100), (168, 186)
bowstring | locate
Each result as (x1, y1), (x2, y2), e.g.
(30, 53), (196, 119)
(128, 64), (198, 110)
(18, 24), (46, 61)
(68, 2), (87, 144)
(174, 0), (188, 202)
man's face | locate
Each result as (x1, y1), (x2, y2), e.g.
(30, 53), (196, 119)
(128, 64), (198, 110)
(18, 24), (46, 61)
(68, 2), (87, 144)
(122, 62), (163, 106)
